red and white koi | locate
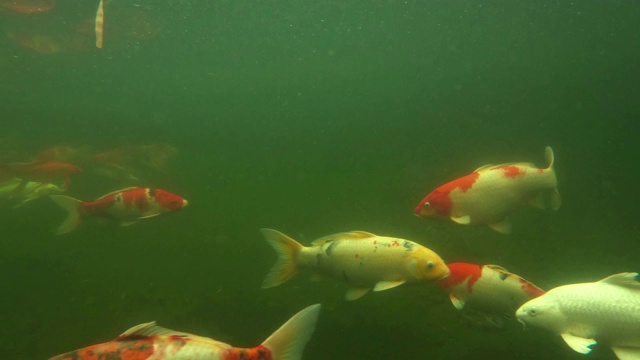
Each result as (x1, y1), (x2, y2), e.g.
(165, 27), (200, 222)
(49, 304), (321, 360)
(414, 146), (561, 234)
(437, 262), (545, 327)
(50, 187), (188, 235)
(261, 229), (450, 301)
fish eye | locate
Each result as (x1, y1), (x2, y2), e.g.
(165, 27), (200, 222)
(423, 202), (431, 208)
(426, 261), (434, 270)
(527, 308), (537, 317)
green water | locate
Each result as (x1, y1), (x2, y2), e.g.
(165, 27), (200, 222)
(1, 0), (638, 359)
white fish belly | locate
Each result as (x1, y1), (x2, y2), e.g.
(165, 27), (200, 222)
(152, 338), (231, 360)
(554, 284), (640, 347)
(300, 238), (415, 287)
(461, 272), (535, 314)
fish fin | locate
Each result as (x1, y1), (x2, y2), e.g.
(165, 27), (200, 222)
(484, 264), (509, 272)
(449, 293), (466, 310)
(550, 188), (561, 211)
(137, 213), (161, 220)
(545, 146), (555, 169)
(120, 220), (139, 227)
(119, 321), (194, 338)
(50, 195), (84, 235)
(260, 229), (303, 288)
(95, 187), (139, 201)
(611, 346), (640, 360)
(373, 280), (406, 292)
(450, 215), (471, 225)
(11, 179), (28, 194)
(262, 304), (321, 360)
(527, 192), (547, 210)
(311, 231), (377, 245)
(488, 218), (512, 234)
(345, 287), (371, 301)
(598, 272), (640, 290)
(474, 164), (495, 172)
(560, 333), (596, 354)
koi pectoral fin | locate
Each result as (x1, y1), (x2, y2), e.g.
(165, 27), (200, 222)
(560, 333), (596, 354)
(345, 287), (370, 301)
(373, 280), (406, 292)
(450, 215), (471, 225)
(489, 218), (512, 235)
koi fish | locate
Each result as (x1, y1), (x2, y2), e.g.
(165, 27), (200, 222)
(437, 262), (545, 328)
(261, 229), (449, 301)
(49, 303), (321, 360)
(414, 146), (561, 234)
(516, 273), (640, 359)
(50, 187), (188, 235)
(0, 178), (64, 208)
(0, 161), (81, 192)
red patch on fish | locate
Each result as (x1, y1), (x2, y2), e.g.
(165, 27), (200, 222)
(415, 172), (479, 216)
(122, 188), (150, 211)
(224, 344), (272, 360)
(519, 278), (545, 298)
(51, 337), (156, 360)
(495, 165), (523, 178)
(437, 262), (482, 293)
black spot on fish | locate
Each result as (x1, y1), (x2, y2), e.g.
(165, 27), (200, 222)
(325, 241), (338, 256)
(403, 241), (414, 251)
(499, 273), (508, 281)
(148, 188), (156, 198)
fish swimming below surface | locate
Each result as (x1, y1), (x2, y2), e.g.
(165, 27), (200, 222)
(437, 262), (545, 328)
(261, 229), (450, 300)
(0, 178), (64, 208)
(414, 146), (561, 234)
(49, 303), (321, 360)
(0, 160), (81, 193)
(50, 187), (188, 234)
(516, 272), (640, 360)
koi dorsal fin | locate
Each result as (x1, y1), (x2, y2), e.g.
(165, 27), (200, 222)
(484, 264), (509, 273)
(311, 231), (377, 245)
(598, 272), (640, 290)
(95, 187), (139, 201)
(118, 321), (193, 338)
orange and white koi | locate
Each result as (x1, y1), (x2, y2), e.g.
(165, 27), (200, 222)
(0, 160), (81, 192)
(261, 229), (450, 301)
(414, 146), (561, 234)
(49, 304), (321, 360)
(50, 187), (188, 234)
(437, 262), (545, 327)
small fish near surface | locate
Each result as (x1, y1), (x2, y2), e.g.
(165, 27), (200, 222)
(516, 272), (640, 360)
(49, 303), (321, 360)
(50, 187), (188, 235)
(414, 146), (561, 234)
(0, 160), (81, 193)
(437, 262), (545, 328)
(261, 229), (450, 301)
(0, 178), (64, 208)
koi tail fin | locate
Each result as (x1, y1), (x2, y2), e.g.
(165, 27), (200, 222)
(260, 228), (303, 288)
(544, 146), (562, 210)
(50, 195), (83, 235)
(262, 304), (321, 360)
